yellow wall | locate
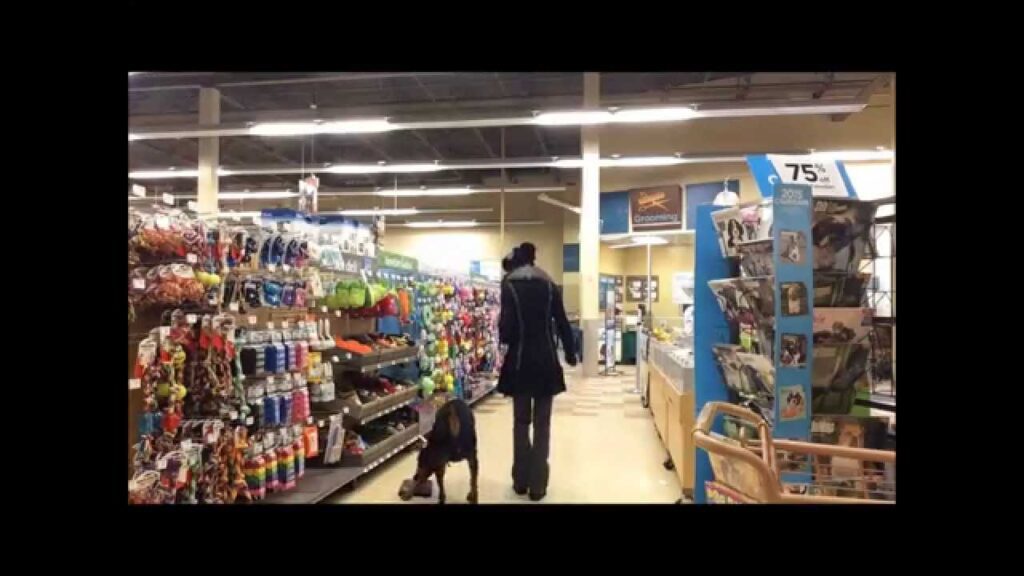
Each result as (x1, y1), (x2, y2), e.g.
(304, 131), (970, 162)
(617, 244), (694, 319)
(383, 223), (564, 284)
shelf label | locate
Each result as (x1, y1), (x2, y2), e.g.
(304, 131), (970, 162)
(162, 193), (175, 206)
(132, 278), (146, 290)
(248, 315), (257, 326)
(267, 321), (274, 330)
(186, 314), (198, 324)
(229, 302), (240, 312)
(186, 253), (198, 264)
(131, 184), (147, 198)
(129, 378), (141, 390)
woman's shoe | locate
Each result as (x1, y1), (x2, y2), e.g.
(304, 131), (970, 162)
(513, 486), (528, 496)
(528, 491), (546, 502)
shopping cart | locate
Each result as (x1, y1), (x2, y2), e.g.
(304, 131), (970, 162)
(693, 402), (895, 504)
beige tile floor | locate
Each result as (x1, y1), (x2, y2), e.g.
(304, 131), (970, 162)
(327, 365), (683, 504)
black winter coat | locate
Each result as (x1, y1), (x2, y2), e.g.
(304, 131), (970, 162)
(497, 265), (575, 398)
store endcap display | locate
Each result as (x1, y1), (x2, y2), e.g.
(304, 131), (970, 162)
(811, 197), (877, 275)
(810, 415), (893, 501)
(707, 277), (776, 358)
(712, 344), (775, 431)
(812, 271), (871, 308)
(735, 239), (774, 278)
(711, 201), (773, 259)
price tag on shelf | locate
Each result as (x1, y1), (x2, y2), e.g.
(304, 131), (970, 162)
(186, 314), (198, 324)
(317, 419), (325, 428)
(282, 264), (291, 272)
(181, 439), (193, 451)
(266, 321), (274, 330)
(343, 407), (349, 415)
(321, 305), (328, 314)
(186, 253), (198, 264)
(186, 201), (199, 212)
(229, 302), (240, 312)
(128, 378), (141, 390)
(156, 458), (167, 470)
(162, 193), (175, 206)
(131, 184), (147, 198)
(132, 278), (146, 290)
(229, 410), (238, 420)
(334, 310), (342, 317)
(247, 315), (257, 326)
(297, 321), (306, 329)
(246, 416), (254, 425)
(307, 416), (314, 425)
(267, 263), (276, 272)
(281, 321), (290, 329)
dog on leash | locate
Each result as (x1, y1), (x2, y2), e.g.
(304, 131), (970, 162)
(398, 398), (479, 504)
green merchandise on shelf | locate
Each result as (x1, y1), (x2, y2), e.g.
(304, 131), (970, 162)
(349, 282), (367, 308)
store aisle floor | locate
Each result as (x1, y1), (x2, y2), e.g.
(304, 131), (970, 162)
(328, 365), (682, 504)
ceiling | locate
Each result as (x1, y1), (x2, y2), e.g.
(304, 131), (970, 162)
(128, 72), (891, 196)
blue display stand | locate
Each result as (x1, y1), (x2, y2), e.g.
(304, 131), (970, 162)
(771, 183), (814, 442)
(692, 204), (733, 504)
(692, 187), (817, 501)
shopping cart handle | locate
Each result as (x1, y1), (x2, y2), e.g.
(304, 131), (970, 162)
(695, 401), (766, 435)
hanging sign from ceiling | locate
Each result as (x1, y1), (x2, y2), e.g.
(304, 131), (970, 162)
(629, 185), (683, 231)
(378, 250), (418, 272)
(747, 154), (857, 199)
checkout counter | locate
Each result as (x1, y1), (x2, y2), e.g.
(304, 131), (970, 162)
(636, 321), (696, 496)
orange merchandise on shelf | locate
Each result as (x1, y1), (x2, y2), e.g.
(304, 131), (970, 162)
(334, 337), (373, 355)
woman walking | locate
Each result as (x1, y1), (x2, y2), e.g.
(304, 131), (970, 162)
(497, 242), (577, 501)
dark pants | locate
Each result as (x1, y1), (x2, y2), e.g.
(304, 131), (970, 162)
(512, 395), (554, 495)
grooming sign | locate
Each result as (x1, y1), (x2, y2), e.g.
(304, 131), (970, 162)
(747, 155), (857, 199)
(629, 185), (683, 231)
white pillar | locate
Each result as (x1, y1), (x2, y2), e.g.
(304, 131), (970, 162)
(579, 72), (602, 377)
(197, 87), (220, 214)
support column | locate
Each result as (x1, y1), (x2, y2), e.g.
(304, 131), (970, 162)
(197, 87), (220, 214)
(579, 72), (602, 377)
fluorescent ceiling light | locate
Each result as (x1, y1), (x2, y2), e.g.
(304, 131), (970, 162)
(129, 133), (139, 141)
(333, 208), (420, 216)
(129, 101), (869, 141)
(812, 149), (894, 162)
(533, 110), (613, 126)
(218, 190), (298, 200)
(327, 163), (442, 174)
(611, 107), (698, 123)
(551, 156), (686, 169)
(404, 220), (479, 229)
(375, 188), (472, 197)
(632, 235), (669, 245)
(214, 211), (262, 220)
(129, 169), (200, 179)
(601, 156), (685, 167)
(537, 193), (581, 214)
(393, 220), (542, 228)
(249, 119), (393, 136)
